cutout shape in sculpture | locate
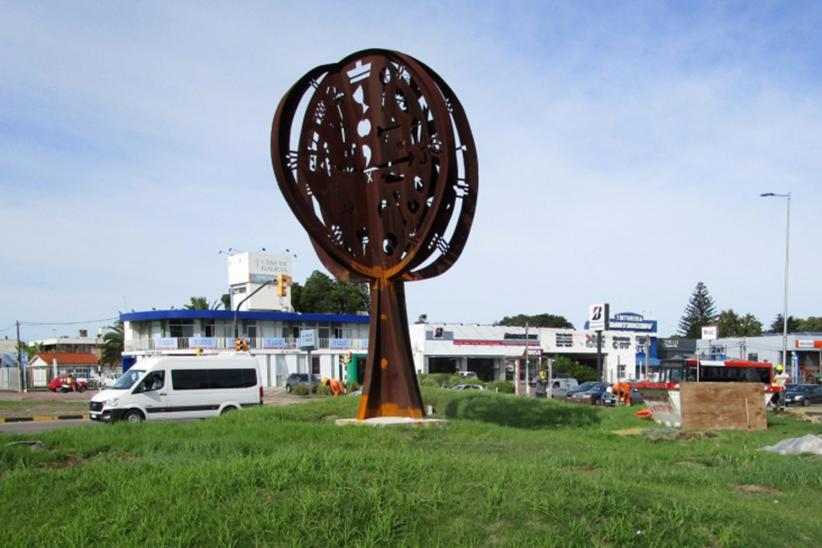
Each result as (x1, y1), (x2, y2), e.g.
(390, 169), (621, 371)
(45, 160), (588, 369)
(271, 49), (478, 419)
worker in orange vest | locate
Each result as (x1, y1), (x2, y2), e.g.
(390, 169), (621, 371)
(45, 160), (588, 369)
(323, 377), (346, 396)
(620, 382), (632, 406)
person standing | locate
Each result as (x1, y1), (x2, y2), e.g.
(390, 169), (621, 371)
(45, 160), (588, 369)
(771, 364), (790, 410)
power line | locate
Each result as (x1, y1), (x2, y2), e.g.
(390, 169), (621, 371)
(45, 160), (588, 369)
(20, 317), (118, 327)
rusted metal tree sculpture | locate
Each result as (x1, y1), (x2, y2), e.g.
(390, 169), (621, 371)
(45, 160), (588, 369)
(271, 49), (478, 419)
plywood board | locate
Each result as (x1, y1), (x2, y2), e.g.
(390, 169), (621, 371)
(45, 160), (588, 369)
(680, 382), (767, 431)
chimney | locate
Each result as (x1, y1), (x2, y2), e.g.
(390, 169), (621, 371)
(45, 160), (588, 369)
(79, 329), (88, 338)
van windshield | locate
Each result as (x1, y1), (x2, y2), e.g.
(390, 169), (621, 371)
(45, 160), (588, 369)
(111, 369), (144, 390)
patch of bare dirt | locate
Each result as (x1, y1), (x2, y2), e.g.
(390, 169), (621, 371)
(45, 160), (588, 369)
(733, 484), (782, 495)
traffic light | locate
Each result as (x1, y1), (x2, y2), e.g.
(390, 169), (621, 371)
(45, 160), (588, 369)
(243, 339), (250, 351)
(235, 338), (250, 352)
(277, 273), (292, 297)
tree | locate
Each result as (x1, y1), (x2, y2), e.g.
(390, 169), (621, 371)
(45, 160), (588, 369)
(292, 271), (369, 314)
(100, 321), (123, 366)
(17, 341), (43, 362)
(497, 314), (574, 329)
(799, 316), (822, 332)
(678, 282), (717, 338)
(716, 310), (763, 338)
(768, 314), (802, 334)
(220, 293), (231, 311)
(290, 282), (303, 312)
(552, 356), (598, 382)
(184, 296), (210, 310)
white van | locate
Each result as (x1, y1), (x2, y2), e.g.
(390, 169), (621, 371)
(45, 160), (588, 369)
(90, 354), (263, 423)
(549, 378), (579, 399)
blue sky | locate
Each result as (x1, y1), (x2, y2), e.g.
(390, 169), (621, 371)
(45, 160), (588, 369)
(2, 1), (821, 340)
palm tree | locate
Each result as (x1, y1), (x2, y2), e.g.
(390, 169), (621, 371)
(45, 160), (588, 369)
(184, 296), (210, 310)
(100, 322), (124, 366)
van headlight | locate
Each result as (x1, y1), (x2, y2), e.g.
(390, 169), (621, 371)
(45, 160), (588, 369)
(106, 398), (120, 408)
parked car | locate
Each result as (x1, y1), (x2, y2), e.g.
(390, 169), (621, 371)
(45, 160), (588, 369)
(452, 383), (486, 391)
(285, 373), (320, 392)
(48, 375), (89, 393)
(564, 381), (598, 399)
(566, 382), (610, 404)
(784, 384), (822, 407)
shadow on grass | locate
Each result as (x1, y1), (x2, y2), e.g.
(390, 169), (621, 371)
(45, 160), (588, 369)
(440, 393), (601, 429)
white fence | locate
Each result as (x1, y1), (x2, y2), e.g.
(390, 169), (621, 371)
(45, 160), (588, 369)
(0, 368), (21, 391)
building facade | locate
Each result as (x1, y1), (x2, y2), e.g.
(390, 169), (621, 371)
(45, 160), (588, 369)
(409, 322), (649, 383)
(121, 309), (370, 387)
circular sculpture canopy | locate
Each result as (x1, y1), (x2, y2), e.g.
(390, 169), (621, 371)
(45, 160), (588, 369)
(271, 49), (478, 419)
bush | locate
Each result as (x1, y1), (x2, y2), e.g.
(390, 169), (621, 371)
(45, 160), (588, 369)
(420, 387), (600, 429)
(487, 380), (515, 394)
(314, 384), (331, 396)
(344, 382), (360, 392)
(418, 373), (485, 388)
(291, 384), (311, 396)
(552, 356), (598, 383)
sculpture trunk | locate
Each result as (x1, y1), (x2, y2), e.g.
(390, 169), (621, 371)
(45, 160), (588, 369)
(356, 278), (425, 419)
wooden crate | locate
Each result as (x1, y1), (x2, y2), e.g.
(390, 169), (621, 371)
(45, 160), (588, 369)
(680, 382), (767, 431)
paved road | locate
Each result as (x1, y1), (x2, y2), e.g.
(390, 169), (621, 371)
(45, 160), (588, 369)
(0, 419), (98, 435)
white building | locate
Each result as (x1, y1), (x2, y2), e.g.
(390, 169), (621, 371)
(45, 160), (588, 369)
(228, 252), (294, 312)
(121, 309), (370, 387)
(410, 323), (643, 382)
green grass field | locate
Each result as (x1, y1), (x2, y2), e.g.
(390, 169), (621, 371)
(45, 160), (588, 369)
(1, 389), (821, 546)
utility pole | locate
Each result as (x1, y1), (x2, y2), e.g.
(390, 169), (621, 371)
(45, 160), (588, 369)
(524, 322), (530, 397)
(16, 321), (24, 393)
(596, 330), (603, 381)
(645, 334), (651, 380)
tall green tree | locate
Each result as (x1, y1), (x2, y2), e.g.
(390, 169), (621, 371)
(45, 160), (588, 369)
(799, 316), (822, 332)
(497, 314), (574, 329)
(292, 271), (369, 314)
(716, 309), (763, 338)
(768, 314), (802, 334)
(100, 321), (124, 366)
(679, 281), (717, 338)
(220, 293), (231, 311)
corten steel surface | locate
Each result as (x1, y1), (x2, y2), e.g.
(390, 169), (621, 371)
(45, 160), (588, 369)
(271, 49), (478, 419)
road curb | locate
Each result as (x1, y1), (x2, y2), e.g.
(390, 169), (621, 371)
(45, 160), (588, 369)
(0, 414), (90, 423)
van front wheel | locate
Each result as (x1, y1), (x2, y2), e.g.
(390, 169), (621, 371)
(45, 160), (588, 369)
(123, 410), (144, 423)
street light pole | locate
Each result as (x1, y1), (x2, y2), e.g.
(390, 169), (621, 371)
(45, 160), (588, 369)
(233, 279), (276, 340)
(760, 192), (791, 374)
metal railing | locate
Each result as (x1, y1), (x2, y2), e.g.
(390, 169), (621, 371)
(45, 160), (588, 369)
(124, 336), (369, 353)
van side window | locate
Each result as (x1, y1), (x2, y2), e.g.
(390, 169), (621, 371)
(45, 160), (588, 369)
(136, 371), (164, 393)
(172, 369), (257, 390)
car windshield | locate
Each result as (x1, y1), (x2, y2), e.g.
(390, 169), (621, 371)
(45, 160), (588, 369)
(575, 382), (596, 391)
(111, 369), (144, 390)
